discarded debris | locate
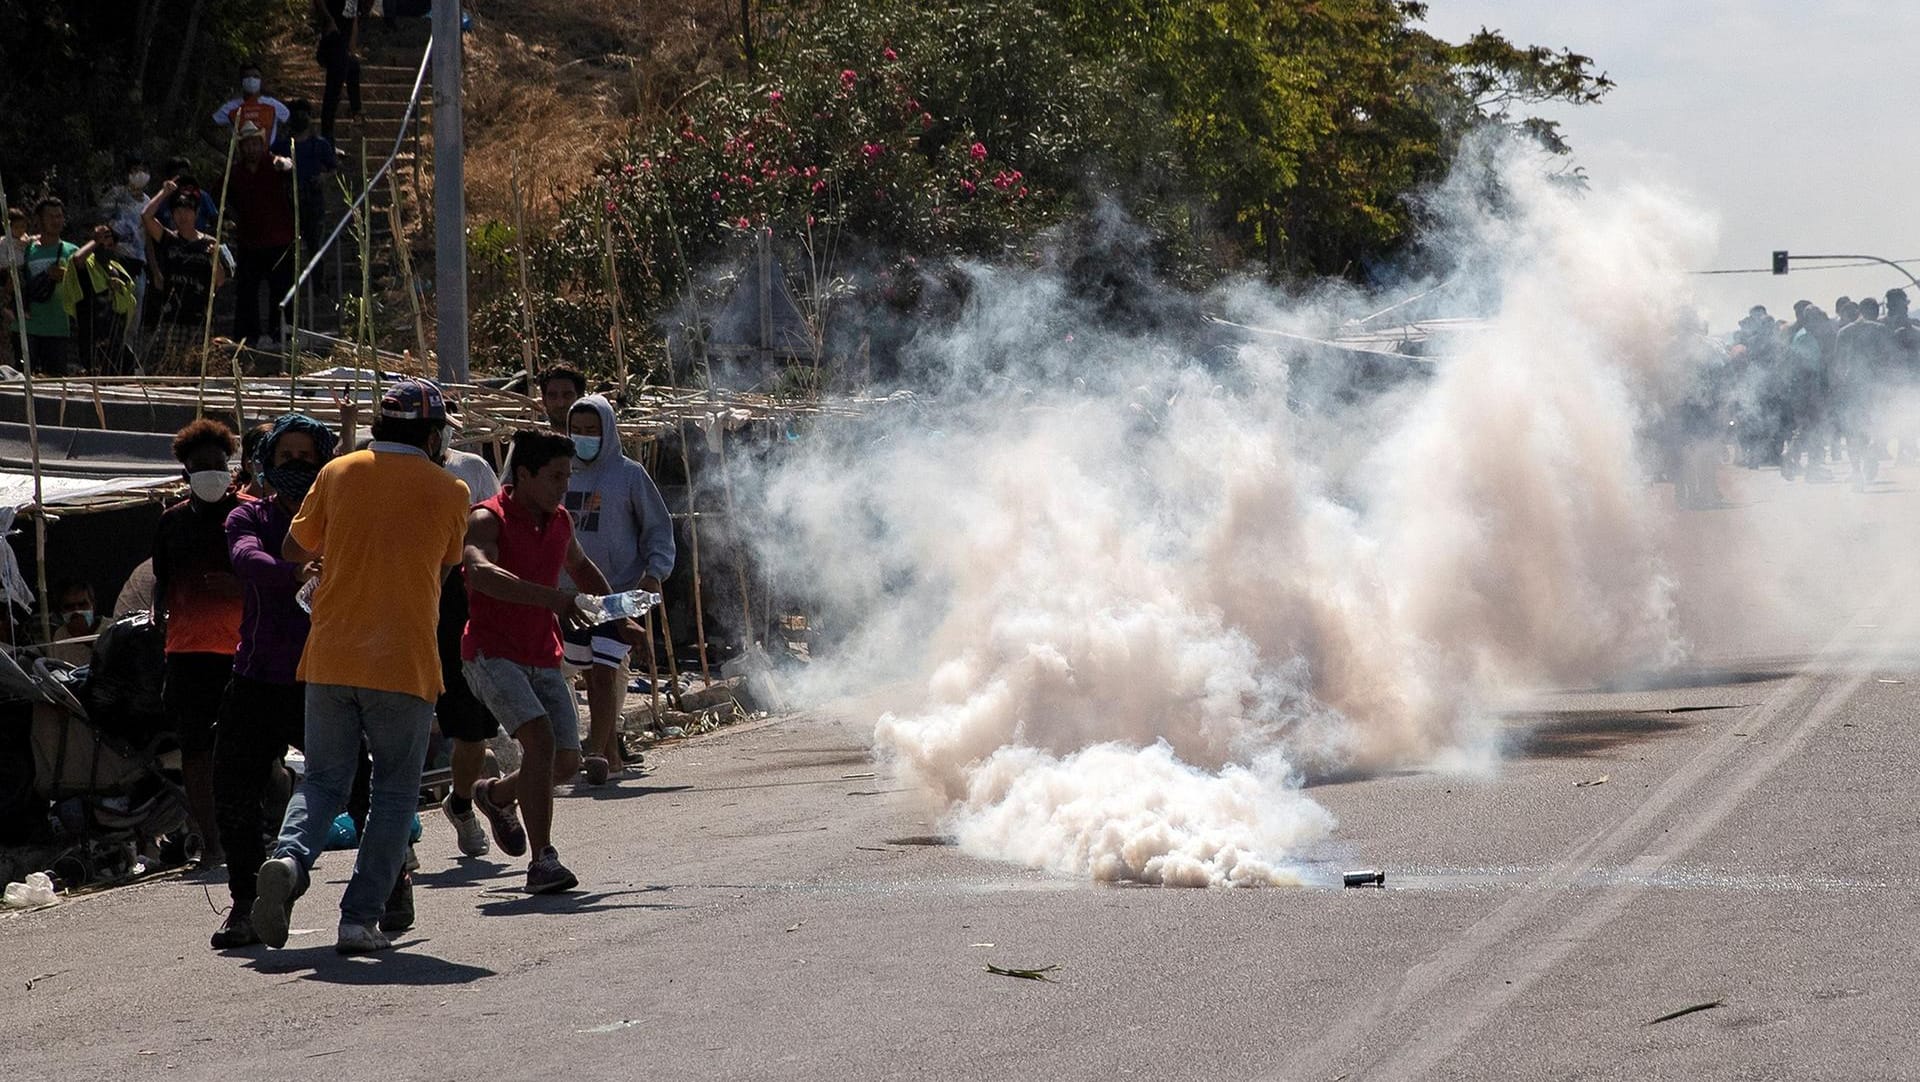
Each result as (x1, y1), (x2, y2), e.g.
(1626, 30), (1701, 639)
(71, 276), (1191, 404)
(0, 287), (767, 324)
(1574, 774), (1611, 788)
(970, 942), (995, 948)
(1342, 870), (1386, 888)
(841, 772), (878, 780)
(785, 921), (805, 933)
(986, 963), (1060, 982)
(1876, 679), (1904, 685)
(24, 971), (62, 991)
(577, 1019), (644, 1035)
(3, 872), (60, 908)
(1647, 999), (1724, 1025)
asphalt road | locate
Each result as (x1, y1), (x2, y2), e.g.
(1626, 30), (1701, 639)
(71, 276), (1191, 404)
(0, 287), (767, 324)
(5, 460), (1920, 1081)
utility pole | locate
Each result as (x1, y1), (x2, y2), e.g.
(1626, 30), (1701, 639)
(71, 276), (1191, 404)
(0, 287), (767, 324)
(433, 2), (470, 383)
(1770, 251), (1920, 294)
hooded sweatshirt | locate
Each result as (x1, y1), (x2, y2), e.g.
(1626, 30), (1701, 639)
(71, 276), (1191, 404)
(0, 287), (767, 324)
(562, 394), (675, 593)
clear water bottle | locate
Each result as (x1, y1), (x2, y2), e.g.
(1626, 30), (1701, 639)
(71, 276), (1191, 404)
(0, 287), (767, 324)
(578, 589), (661, 624)
(295, 577), (318, 614)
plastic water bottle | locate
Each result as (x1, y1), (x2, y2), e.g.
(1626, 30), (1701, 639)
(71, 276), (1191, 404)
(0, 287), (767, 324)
(578, 589), (661, 624)
(295, 577), (318, 614)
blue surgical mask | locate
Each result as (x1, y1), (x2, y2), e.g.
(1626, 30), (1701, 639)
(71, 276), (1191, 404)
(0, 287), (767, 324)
(572, 435), (602, 463)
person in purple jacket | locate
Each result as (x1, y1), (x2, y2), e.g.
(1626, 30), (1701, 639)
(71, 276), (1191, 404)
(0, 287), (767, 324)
(209, 413), (335, 949)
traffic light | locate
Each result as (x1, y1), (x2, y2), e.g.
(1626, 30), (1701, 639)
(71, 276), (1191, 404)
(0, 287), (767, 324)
(1772, 250), (1790, 275)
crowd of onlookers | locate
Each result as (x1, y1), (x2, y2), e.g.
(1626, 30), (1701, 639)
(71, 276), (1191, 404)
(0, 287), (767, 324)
(1664, 290), (1920, 506)
(0, 0), (383, 376)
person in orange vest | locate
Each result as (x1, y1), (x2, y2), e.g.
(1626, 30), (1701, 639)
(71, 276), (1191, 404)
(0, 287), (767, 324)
(212, 61), (292, 146)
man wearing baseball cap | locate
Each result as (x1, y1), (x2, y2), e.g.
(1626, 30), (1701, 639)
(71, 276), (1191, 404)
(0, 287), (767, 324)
(251, 378), (473, 955)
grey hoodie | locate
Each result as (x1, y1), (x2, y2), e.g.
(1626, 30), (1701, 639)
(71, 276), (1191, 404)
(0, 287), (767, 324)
(562, 395), (676, 593)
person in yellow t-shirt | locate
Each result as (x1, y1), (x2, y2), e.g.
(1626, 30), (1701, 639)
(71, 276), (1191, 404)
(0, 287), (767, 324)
(250, 379), (471, 957)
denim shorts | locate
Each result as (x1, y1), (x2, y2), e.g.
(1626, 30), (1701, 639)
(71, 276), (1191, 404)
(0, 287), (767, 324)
(460, 655), (582, 751)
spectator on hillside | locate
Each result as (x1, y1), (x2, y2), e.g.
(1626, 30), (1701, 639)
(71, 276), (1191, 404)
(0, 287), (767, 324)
(312, 0), (364, 142)
(213, 62), (292, 147)
(1, 207), (27, 366)
(70, 224), (139, 373)
(272, 105), (337, 272)
(162, 158), (220, 234)
(224, 122), (297, 350)
(22, 197), (80, 377)
(140, 182), (226, 369)
(100, 157), (155, 350)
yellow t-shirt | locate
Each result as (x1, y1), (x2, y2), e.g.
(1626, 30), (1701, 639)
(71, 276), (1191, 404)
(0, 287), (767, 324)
(290, 446), (470, 701)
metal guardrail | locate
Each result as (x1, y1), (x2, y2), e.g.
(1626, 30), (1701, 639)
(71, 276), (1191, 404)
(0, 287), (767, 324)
(278, 36), (434, 310)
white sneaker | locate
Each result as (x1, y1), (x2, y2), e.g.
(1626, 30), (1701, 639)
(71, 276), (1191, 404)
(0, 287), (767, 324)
(335, 921), (392, 955)
(442, 792), (490, 857)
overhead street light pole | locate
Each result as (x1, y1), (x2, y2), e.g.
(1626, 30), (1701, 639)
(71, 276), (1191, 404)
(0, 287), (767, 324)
(1772, 251), (1920, 295)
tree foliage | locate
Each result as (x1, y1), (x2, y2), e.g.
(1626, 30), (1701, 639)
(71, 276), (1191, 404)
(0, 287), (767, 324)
(469, 0), (1612, 377)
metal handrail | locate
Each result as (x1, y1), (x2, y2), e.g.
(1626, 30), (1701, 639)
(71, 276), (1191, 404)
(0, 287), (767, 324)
(278, 35), (434, 310)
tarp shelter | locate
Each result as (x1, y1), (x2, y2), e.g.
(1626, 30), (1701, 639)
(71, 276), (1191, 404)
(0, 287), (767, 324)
(708, 229), (814, 387)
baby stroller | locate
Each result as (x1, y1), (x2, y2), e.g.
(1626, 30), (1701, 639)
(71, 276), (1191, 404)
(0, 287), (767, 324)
(0, 612), (188, 888)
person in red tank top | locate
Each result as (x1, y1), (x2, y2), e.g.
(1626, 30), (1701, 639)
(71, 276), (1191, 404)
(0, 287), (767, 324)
(460, 430), (616, 894)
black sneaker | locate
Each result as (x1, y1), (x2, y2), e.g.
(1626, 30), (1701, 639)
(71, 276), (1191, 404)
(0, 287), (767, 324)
(473, 779), (528, 857)
(210, 909), (259, 949)
(380, 871), (415, 934)
(526, 846), (578, 894)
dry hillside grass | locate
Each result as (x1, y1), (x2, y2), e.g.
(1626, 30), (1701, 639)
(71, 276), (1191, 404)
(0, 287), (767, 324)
(463, 0), (748, 227)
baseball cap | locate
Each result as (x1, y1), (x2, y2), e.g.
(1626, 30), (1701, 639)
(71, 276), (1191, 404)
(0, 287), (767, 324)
(379, 378), (448, 422)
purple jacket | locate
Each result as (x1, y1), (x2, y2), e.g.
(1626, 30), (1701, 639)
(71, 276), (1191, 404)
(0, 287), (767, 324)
(225, 497), (309, 684)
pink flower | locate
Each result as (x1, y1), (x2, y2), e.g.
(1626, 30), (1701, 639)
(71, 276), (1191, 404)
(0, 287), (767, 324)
(960, 179), (976, 195)
(604, 200), (617, 213)
(768, 90), (784, 103)
(711, 191), (723, 201)
(621, 163), (636, 175)
(812, 179), (827, 193)
(861, 142), (884, 161)
(920, 112), (933, 130)
(639, 159), (654, 170)
(806, 214), (815, 227)
(840, 69), (858, 87)
(969, 142), (987, 162)
(883, 47), (898, 61)
(736, 217), (751, 229)
(1017, 186), (1028, 197)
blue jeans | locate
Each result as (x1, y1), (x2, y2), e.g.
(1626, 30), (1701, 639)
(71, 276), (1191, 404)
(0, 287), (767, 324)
(270, 683), (432, 925)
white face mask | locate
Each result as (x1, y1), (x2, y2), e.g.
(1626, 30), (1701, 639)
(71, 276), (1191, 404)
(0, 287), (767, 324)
(188, 469), (231, 503)
(129, 172), (150, 189)
(241, 77), (262, 95)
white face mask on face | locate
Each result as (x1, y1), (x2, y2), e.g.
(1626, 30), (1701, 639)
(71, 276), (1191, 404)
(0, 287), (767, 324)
(241, 77), (262, 95)
(188, 469), (231, 503)
(129, 171), (151, 189)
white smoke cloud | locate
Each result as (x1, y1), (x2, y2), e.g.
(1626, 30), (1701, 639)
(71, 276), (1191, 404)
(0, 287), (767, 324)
(749, 146), (1715, 886)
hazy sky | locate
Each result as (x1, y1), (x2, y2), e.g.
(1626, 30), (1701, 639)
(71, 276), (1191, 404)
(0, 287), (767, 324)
(1423, 2), (1919, 329)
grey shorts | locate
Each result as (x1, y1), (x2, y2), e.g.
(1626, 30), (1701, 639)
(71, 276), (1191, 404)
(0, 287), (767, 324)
(461, 655), (582, 752)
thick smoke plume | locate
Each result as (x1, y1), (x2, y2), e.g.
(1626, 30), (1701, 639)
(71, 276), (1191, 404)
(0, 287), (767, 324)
(749, 151), (1713, 886)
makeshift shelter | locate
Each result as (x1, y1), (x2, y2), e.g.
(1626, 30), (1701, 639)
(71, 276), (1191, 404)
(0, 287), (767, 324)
(706, 229), (816, 388)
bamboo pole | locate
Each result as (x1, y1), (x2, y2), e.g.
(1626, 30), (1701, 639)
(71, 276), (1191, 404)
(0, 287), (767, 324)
(355, 132), (372, 410)
(656, 597), (684, 710)
(601, 195), (628, 401)
(641, 607), (662, 728)
(510, 153), (538, 376)
(676, 422), (713, 685)
(387, 170), (429, 365)
(197, 122), (240, 418)
(0, 175), (54, 646)
(713, 419), (754, 648)
(287, 140), (301, 408)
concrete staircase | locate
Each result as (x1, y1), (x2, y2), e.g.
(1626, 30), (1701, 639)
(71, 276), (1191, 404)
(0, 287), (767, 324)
(269, 16), (435, 335)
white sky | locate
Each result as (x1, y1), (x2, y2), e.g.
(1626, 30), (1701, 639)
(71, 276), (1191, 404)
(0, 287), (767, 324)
(1422, 1), (1920, 330)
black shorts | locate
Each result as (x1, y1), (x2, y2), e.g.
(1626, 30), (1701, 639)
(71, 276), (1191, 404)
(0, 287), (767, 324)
(436, 570), (500, 743)
(162, 651), (234, 755)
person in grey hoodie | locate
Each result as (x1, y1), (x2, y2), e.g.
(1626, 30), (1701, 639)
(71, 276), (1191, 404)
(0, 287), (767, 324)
(563, 395), (675, 782)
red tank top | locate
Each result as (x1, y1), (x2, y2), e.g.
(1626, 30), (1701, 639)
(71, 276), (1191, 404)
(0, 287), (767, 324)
(461, 490), (574, 667)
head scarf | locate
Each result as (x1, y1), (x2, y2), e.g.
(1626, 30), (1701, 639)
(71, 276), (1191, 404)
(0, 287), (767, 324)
(257, 413), (338, 506)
